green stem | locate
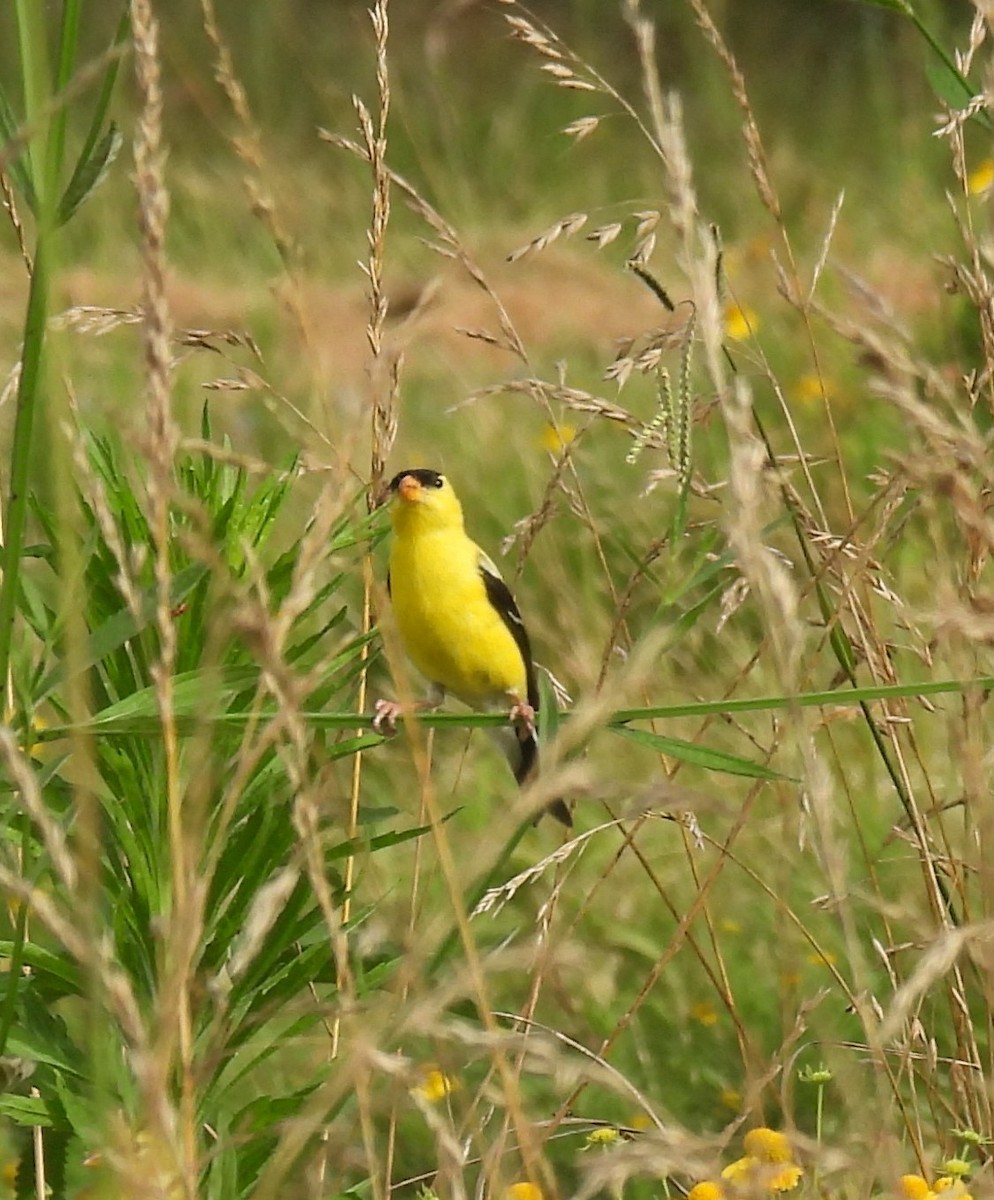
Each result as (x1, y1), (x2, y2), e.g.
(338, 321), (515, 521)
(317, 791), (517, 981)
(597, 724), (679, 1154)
(14, 0), (49, 190)
(427, 815), (532, 975)
(907, 9), (973, 98)
(50, 0), (83, 163)
(40, 672), (994, 737)
(0, 821), (31, 1058)
(0, 235), (49, 689)
(812, 1081), (824, 1191)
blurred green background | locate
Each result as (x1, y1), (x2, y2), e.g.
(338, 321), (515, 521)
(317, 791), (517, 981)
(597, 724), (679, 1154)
(0, 0), (975, 482)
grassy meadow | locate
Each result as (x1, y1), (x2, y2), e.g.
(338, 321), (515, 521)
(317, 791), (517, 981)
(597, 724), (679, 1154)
(1, 0), (993, 1197)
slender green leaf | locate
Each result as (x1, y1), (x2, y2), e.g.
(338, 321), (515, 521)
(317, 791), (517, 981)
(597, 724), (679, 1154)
(926, 59), (975, 110)
(0, 234), (50, 698)
(0, 857), (29, 1061)
(537, 670), (560, 746)
(0, 1092), (66, 1128)
(0, 942), (82, 999)
(57, 121), (121, 224)
(326, 817), (433, 859)
(58, 6), (129, 221)
(610, 724), (790, 781)
(82, 665), (260, 724)
(428, 812), (530, 975)
(0, 84), (36, 208)
(35, 562), (209, 701)
(5, 999), (86, 1079)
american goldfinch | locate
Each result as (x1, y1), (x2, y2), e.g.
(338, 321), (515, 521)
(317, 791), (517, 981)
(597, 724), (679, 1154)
(374, 468), (571, 827)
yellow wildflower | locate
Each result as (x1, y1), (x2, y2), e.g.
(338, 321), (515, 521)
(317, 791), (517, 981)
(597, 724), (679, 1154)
(939, 1161), (971, 1180)
(410, 1066), (457, 1104)
(722, 1129), (803, 1193)
(767, 1165), (803, 1192)
(743, 1129), (793, 1164)
(968, 158), (994, 195)
(719, 1087), (742, 1111)
(898, 1176), (936, 1200)
(724, 302), (758, 341)
(722, 1159), (752, 1183)
(723, 1160), (802, 1193)
(688, 1183), (725, 1200)
(506, 1184), (543, 1200)
(690, 1000), (719, 1027)
(538, 422), (577, 454)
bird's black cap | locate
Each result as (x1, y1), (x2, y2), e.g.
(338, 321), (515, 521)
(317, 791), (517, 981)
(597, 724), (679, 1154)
(388, 469), (445, 492)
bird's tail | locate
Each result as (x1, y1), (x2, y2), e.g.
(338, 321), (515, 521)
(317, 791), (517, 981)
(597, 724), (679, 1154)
(490, 726), (572, 827)
(542, 796), (573, 827)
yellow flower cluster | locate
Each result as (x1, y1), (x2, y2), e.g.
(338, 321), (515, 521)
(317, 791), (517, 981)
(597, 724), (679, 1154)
(506, 1184), (543, 1200)
(688, 1127), (803, 1200)
(689, 1183), (725, 1200)
(898, 1172), (973, 1200)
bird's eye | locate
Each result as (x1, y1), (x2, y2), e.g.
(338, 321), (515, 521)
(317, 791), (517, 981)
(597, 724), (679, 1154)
(433, 475), (445, 488)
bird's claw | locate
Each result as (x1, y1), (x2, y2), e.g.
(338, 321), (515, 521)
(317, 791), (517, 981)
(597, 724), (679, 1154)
(373, 698), (405, 734)
(508, 701), (537, 742)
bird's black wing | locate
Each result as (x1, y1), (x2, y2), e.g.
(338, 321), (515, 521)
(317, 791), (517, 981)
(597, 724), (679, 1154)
(478, 555), (539, 714)
(480, 553), (571, 825)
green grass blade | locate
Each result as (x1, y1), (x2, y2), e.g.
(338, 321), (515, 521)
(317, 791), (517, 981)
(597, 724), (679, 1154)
(0, 83), (36, 208)
(35, 562), (209, 702)
(0, 236), (50, 691)
(0, 1094), (66, 1130)
(58, 121), (122, 225)
(57, 7), (130, 223)
(610, 724), (790, 781)
(427, 814), (533, 976)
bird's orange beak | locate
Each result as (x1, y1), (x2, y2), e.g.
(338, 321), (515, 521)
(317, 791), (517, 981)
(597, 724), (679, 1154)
(397, 474), (423, 502)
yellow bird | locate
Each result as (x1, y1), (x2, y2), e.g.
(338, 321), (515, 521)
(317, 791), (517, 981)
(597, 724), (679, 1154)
(374, 468), (571, 826)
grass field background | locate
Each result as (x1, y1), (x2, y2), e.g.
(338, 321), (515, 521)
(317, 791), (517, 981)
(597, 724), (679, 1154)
(0, 1), (992, 1198)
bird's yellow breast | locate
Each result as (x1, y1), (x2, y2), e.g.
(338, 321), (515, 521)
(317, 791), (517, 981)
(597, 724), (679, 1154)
(389, 528), (528, 707)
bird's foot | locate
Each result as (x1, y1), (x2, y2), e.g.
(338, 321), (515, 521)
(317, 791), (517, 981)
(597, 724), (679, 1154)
(373, 698), (406, 734)
(374, 686), (444, 734)
(508, 700), (537, 742)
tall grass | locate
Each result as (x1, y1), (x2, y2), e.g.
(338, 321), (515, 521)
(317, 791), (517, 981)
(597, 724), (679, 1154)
(0, 1), (992, 1198)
